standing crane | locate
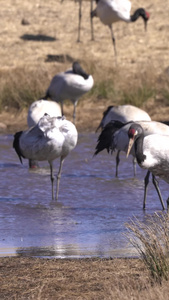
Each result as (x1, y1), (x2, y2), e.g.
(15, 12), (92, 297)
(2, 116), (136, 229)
(13, 114), (78, 201)
(95, 120), (169, 209)
(43, 61), (94, 124)
(27, 99), (62, 168)
(91, 0), (150, 55)
(96, 105), (151, 177)
(126, 122), (169, 210)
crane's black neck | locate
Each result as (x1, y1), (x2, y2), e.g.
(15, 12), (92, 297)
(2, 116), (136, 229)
(134, 133), (146, 165)
(73, 61), (89, 80)
(131, 8), (147, 22)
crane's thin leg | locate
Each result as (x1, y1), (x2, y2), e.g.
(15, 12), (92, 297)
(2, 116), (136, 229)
(167, 198), (169, 211)
(133, 157), (137, 176)
(109, 25), (117, 56)
(56, 157), (65, 201)
(115, 150), (120, 177)
(61, 102), (64, 117)
(152, 175), (165, 210)
(90, 0), (94, 41)
(50, 162), (55, 200)
(73, 101), (78, 124)
(77, 0), (82, 42)
(143, 170), (150, 210)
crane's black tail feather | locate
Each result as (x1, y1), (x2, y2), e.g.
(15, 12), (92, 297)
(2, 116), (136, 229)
(13, 131), (25, 164)
(94, 120), (124, 156)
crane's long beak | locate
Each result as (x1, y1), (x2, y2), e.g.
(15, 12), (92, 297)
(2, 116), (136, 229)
(144, 11), (150, 31)
(126, 138), (134, 158)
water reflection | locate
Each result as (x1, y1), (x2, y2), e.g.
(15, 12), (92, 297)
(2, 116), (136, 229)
(0, 134), (168, 258)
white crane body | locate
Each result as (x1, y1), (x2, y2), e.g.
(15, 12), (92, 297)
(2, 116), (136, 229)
(13, 114), (78, 201)
(21, 116), (77, 162)
(138, 134), (169, 184)
(27, 99), (62, 128)
(95, 0), (132, 25)
(97, 105), (151, 131)
(44, 62), (94, 124)
(47, 71), (94, 103)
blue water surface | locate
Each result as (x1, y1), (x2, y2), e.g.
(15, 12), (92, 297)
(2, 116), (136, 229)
(0, 133), (167, 258)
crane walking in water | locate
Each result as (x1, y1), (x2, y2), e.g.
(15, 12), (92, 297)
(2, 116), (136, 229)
(27, 99), (62, 169)
(126, 122), (169, 210)
(43, 61), (94, 124)
(96, 105), (151, 177)
(13, 114), (78, 201)
(94, 120), (169, 209)
(91, 0), (150, 55)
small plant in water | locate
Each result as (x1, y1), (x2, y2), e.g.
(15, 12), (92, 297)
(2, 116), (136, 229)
(125, 212), (169, 284)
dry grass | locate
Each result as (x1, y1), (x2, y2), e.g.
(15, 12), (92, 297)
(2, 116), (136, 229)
(0, 257), (162, 300)
(126, 212), (169, 284)
(1, 256), (169, 300)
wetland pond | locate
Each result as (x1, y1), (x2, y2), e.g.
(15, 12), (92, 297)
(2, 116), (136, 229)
(0, 133), (168, 258)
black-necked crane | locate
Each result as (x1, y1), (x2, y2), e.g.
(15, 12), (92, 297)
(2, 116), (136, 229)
(13, 114), (78, 201)
(61, 0), (95, 42)
(91, 0), (150, 55)
(43, 61), (94, 124)
(95, 120), (169, 209)
(126, 122), (169, 210)
(96, 105), (151, 176)
(27, 99), (62, 169)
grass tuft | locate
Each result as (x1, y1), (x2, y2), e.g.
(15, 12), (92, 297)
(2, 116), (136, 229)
(125, 212), (169, 284)
(89, 79), (117, 101)
(121, 84), (155, 107)
(0, 67), (49, 112)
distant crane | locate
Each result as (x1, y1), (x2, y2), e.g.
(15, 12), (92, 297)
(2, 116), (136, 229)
(13, 114), (78, 201)
(96, 105), (151, 176)
(126, 122), (169, 210)
(95, 120), (169, 209)
(27, 99), (62, 168)
(91, 0), (150, 55)
(61, 0), (95, 42)
(43, 61), (94, 124)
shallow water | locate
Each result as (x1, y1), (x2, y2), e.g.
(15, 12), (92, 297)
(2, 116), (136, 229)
(0, 133), (168, 258)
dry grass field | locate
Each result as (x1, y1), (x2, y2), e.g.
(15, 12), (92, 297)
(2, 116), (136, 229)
(1, 0), (169, 299)
(1, 256), (169, 300)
